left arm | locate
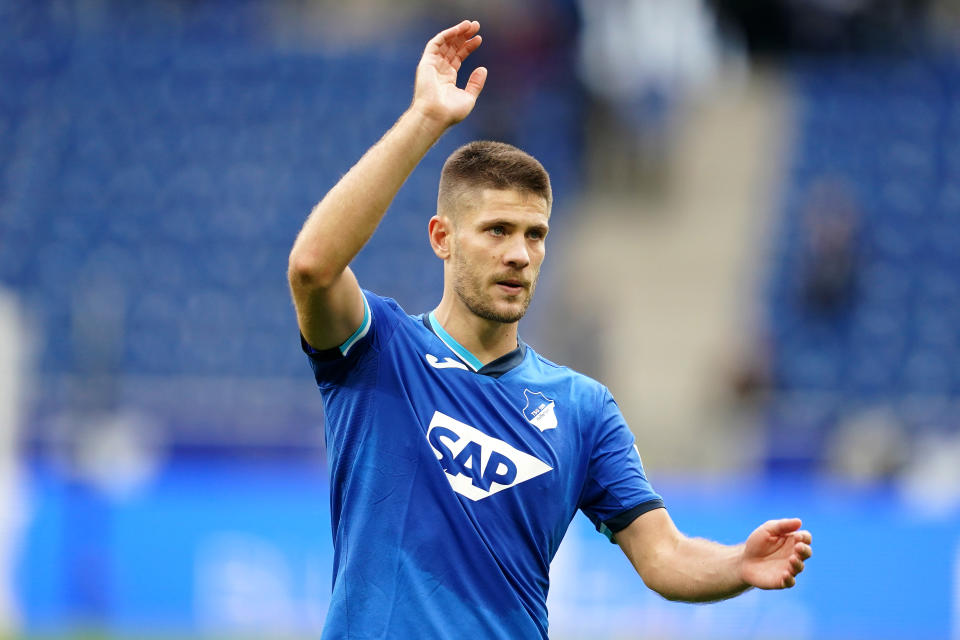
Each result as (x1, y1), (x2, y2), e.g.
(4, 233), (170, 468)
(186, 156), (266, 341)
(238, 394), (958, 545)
(616, 508), (812, 603)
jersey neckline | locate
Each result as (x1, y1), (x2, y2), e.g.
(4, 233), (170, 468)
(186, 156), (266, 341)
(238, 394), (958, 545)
(423, 312), (527, 378)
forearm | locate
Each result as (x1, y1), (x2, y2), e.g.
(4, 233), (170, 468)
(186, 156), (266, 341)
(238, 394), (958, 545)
(286, 21), (484, 349)
(289, 108), (446, 287)
(639, 536), (749, 603)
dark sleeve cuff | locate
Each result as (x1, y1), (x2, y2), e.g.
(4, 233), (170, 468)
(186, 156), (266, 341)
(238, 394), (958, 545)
(605, 498), (666, 534)
(300, 333), (343, 362)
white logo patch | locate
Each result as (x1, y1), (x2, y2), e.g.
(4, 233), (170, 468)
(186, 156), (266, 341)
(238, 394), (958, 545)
(425, 354), (469, 371)
(426, 411), (553, 501)
(522, 389), (558, 432)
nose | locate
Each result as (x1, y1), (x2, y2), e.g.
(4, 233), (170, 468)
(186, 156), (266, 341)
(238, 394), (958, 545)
(503, 235), (530, 269)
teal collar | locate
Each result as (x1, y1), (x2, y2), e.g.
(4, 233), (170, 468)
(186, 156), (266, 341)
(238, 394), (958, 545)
(427, 311), (485, 371)
(424, 312), (527, 378)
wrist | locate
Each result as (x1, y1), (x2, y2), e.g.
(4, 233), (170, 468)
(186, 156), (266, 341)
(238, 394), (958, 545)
(405, 103), (454, 139)
(733, 543), (751, 587)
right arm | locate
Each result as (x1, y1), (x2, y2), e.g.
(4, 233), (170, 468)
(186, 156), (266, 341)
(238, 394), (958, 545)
(616, 508), (812, 603)
(288, 20), (487, 350)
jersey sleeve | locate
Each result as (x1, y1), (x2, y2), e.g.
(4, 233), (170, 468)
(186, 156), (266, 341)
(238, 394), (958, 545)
(578, 387), (664, 542)
(299, 290), (402, 385)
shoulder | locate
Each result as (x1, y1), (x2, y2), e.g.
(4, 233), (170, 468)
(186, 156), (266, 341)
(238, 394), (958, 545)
(364, 289), (407, 319)
(304, 290), (417, 364)
(523, 345), (610, 405)
(363, 290), (424, 333)
(365, 290), (431, 328)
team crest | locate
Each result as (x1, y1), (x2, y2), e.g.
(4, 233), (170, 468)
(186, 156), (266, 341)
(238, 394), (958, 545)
(522, 389), (558, 432)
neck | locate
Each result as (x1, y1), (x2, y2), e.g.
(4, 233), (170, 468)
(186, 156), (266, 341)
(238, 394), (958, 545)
(431, 296), (519, 367)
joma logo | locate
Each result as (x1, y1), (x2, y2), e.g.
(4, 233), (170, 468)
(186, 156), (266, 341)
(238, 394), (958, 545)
(426, 411), (553, 501)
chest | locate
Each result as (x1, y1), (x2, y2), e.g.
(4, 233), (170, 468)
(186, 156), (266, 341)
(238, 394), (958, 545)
(381, 341), (584, 506)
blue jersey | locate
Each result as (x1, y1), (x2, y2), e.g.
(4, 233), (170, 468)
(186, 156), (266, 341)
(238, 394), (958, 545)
(302, 291), (663, 639)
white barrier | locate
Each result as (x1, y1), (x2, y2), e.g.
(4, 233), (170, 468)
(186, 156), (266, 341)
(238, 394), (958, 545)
(0, 288), (28, 634)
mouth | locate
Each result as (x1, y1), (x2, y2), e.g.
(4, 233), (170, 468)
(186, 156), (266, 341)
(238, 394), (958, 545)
(495, 279), (527, 295)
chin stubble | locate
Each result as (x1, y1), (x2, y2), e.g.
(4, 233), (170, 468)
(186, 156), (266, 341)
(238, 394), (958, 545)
(452, 256), (537, 324)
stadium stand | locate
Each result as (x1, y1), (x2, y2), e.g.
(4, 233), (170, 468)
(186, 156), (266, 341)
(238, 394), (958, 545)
(0, 1), (584, 453)
(764, 57), (960, 470)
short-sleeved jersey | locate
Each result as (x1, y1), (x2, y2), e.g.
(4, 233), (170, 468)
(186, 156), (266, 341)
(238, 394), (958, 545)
(302, 291), (663, 639)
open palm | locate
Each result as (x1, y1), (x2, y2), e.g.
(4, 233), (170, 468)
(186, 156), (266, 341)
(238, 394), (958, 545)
(413, 20), (487, 127)
(740, 518), (813, 589)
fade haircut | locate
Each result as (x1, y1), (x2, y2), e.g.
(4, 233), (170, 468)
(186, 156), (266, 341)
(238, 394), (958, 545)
(437, 141), (552, 222)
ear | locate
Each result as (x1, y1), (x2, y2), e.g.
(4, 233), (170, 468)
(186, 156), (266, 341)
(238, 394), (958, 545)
(429, 215), (453, 260)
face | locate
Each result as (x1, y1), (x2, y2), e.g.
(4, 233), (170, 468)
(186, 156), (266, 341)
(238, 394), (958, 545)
(447, 188), (550, 324)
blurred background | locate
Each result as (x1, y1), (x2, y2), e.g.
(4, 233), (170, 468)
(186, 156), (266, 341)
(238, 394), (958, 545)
(1, 0), (959, 638)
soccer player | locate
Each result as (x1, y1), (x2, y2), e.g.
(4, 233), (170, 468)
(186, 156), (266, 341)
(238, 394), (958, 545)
(288, 20), (812, 639)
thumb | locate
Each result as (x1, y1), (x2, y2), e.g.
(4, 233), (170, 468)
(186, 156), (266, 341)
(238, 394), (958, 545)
(464, 66), (487, 99)
(766, 518), (802, 536)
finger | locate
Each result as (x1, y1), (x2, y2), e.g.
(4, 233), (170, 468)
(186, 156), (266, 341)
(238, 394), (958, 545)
(447, 28), (480, 69)
(464, 66), (487, 99)
(790, 556), (805, 574)
(429, 20), (478, 55)
(782, 572), (796, 589)
(425, 23), (465, 59)
(766, 518), (802, 536)
(795, 542), (813, 560)
(455, 34), (483, 65)
(794, 529), (812, 545)
(433, 20), (473, 45)
(448, 35), (481, 72)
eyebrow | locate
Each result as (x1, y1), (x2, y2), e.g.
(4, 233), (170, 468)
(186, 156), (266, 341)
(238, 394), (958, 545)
(479, 218), (550, 233)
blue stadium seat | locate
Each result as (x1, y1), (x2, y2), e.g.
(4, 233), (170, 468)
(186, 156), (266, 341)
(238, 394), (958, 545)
(765, 57), (960, 465)
(0, 0), (584, 450)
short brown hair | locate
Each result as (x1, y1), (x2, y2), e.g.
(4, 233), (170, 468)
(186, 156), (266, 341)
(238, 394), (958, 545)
(437, 141), (552, 219)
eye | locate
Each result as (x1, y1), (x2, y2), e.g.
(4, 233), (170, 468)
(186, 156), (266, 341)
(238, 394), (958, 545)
(527, 229), (544, 240)
(488, 225), (506, 237)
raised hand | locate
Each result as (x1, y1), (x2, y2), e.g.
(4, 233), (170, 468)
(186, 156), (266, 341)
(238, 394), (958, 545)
(739, 518), (813, 589)
(412, 20), (487, 128)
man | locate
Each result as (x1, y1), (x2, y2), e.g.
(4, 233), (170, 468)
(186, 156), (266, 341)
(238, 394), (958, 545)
(288, 20), (812, 639)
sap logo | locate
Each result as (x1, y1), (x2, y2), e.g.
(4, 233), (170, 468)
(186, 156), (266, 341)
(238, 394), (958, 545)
(522, 389), (558, 431)
(426, 411), (552, 501)
(425, 354), (469, 371)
